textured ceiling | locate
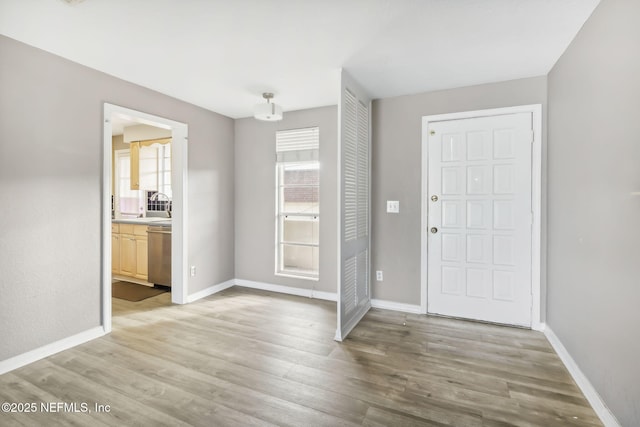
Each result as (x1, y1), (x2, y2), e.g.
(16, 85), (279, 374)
(0, 0), (600, 118)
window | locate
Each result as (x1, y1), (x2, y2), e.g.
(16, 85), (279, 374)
(276, 127), (320, 279)
(114, 143), (171, 217)
(140, 143), (172, 198)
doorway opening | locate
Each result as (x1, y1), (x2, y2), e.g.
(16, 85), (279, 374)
(102, 103), (188, 333)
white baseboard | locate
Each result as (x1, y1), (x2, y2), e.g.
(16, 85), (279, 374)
(310, 289), (337, 301)
(544, 326), (620, 427)
(234, 279), (337, 302)
(531, 319), (546, 332)
(371, 299), (422, 314)
(234, 280), (424, 313)
(0, 326), (106, 375)
(186, 279), (235, 303)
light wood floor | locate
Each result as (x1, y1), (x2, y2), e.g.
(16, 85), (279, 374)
(0, 287), (602, 426)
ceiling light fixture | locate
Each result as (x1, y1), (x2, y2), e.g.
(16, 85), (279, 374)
(254, 92), (283, 122)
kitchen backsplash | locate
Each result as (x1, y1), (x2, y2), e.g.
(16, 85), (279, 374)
(146, 190), (172, 216)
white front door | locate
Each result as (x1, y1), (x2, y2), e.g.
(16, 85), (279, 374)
(427, 112), (533, 327)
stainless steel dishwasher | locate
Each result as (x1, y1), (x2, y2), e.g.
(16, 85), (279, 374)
(147, 225), (172, 287)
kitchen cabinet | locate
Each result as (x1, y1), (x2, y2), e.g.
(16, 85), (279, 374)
(129, 138), (171, 190)
(135, 235), (148, 280)
(111, 233), (120, 275)
(112, 223), (148, 281)
(130, 142), (140, 190)
(119, 234), (137, 276)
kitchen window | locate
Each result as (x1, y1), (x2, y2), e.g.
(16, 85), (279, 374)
(276, 127), (320, 279)
(114, 143), (171, 217)
(139, 143), (172, 198)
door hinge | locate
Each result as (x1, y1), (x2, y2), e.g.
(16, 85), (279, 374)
(529, 130), (534, 144)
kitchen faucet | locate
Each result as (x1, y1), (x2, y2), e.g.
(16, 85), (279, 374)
(150, 192), (172, 218)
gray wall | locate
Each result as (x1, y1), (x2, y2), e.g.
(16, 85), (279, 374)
(371, 77), (547, 305)
(547, 0), (640, 425)
(235, 106), (337, 294)
(0, 35), (234, 361)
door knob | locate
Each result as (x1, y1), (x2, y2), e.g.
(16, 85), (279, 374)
(430, 227), (438, 234)
(431, 195), (438, 202)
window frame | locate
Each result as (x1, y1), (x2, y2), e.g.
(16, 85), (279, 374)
(274, 128), (320, 280)
(114, 149), (141, 217)
(113, 144), (172, 218)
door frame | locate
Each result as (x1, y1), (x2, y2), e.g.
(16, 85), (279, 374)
(102, 103), (189, 334)
(420, 104), (543, 330)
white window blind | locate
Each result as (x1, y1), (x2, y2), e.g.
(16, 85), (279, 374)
(276, 127), (320, 163)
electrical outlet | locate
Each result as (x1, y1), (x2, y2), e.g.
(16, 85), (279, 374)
(190, 266), (196, 277)
(376, 270), (383, 281)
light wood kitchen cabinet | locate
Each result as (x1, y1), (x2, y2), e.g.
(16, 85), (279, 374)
(130, 142), (140, 190)
(135, 235), (148, 280)
(119, 234), (137, 276)
(127, 134), (171, 191)
(111, 233), (120, 274)
(112, 223), (148, 281)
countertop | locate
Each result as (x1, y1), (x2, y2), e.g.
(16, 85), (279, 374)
(112, 218), (172, 227)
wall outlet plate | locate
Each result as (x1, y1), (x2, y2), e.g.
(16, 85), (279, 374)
(387, 200), (399, 213)
(190, 266), (196, 277)
(376, 271), (383, 281)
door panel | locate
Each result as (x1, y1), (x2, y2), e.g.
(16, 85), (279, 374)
(427, 113), (533, 327)
(336, 70), (371, 341)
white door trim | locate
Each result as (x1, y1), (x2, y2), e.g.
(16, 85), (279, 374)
(102, 103), (189, 334)
(420, 104), (543, 329)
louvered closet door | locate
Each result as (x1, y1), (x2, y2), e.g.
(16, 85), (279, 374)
(336, 70), (371, 341)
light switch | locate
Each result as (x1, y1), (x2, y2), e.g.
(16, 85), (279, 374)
(387, 200), (399, 213)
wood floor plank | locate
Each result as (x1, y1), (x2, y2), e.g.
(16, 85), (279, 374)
(284, 362), (484, 426)
(54, 346), (355, 427)
(0, 287), (603, 426)
(362, 405), (449, 427)
(9, 360), (192, 427)
(0, 373), (100, 427)
(46, 351), (274, 427)
(77, 337), (369, 425)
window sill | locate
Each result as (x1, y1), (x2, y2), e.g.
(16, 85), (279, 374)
(275, 272), (319, 282)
